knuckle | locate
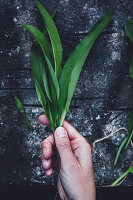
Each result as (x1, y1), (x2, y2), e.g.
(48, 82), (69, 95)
(58, 139), (70, 150)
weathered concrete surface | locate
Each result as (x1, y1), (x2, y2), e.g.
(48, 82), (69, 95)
(0, 104), (132, 186)
(0, 0), (133, 186)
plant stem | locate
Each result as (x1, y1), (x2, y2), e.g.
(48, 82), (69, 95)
(58, 110), (67, 127)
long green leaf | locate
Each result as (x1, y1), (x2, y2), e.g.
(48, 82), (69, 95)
(111, 168), (129, 186)
(14, 95), (24, 113)
(34, 0), (62, 78)
(125, 130), (133, 149)
(113, 136), (129, 166)
(128, 166), (133, 173)
(35, 79), (46, 110)
(125, 18), (133, 43)
(31, 44), (51, 102)
(22, 24), (53, 65)
(35, 10), (57, 44)
(23, 25), (59, 103)
(42, 10), (57, 36)
(111, 166), (133, 186)
(129, 56), (133, 80)
(14, 95), (33, 130)
(59, 8), (114, 116)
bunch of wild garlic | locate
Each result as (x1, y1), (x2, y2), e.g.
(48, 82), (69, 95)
(22, 0), (114, 133)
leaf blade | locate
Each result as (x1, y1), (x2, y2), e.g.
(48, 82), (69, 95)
(125, 130), (133, 149)
(129, 56), (133, 80)
(34, 0), (62, 78)
(14, 95), (33, 130)
(59, 8), (114, 113)
(35, 79), (46, 110)
(30, 44), (51, 102)
(23, 25), (59, 103)
(113, 136), (129, 166)
(125, 18), (133, 43)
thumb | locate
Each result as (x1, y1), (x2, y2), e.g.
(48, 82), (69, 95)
(54, 127), (75, 166)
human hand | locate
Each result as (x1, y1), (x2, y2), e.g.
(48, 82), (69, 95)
(39, 115), (96, 200)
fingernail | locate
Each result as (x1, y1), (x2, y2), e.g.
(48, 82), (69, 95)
(55, 127), (67, 138)
(43, 148), (47, 158)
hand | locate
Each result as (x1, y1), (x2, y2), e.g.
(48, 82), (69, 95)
(39, 115), (96, 200)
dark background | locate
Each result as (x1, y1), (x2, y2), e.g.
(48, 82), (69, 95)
(0, 0), (133, 199)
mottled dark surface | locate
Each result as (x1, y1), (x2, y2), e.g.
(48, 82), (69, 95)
(0, 0), (133, 186)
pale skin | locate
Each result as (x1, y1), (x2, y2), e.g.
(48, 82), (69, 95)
(39, 115), (96, 200)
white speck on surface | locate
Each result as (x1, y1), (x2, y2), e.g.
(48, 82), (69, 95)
(83, 3), (88, 10)
(96, 115), (100, 120)
(111, 51), (121, 61)
(13, 17), (17, 22)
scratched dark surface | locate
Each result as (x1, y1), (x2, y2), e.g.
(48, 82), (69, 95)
(0, 0), (133, 186)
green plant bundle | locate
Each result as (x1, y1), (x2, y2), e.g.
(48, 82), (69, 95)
(114, 18), (133, 166)
(22, 0), (114, 133)
(14, 95), (33, 130)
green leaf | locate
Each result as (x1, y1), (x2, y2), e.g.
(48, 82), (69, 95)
(35, 79), (46, 110)
(111, 168), (129, 187)
(113, 136), (129, 166)
(111, 165), (133, 186)
(129, 56), (133, 80)
(128, 166), (133, 173)
(22, 24), (53, 66)
(125, 18), (133, 43)
(35, 10), (57, 43)
(125, 130), (133, 149)
(34, 0), (62, 78)
(22, 113), (33, 131)
(42, 10), (57, 36)
(23, 25), (59, 103)
(59, 8), (114, 116)
(14, 95), (33, 130)
(127, 111), (133, 134)
(30, 44), (51, 102)
(14, 95), (24, 113)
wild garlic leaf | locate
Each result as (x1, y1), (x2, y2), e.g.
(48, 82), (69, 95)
(125, 130), (133, 149)
(129, 56), (133, 80)
(113, 136), (129, 166)
(22, 25), (53, 65)
(34, 0), (62, 78)
(14, 95), (24, 113)
(35, 10), (57, 45)
(35, 79), (46, 110)
(31, 44), (51, 102)
(125, 18), (133, 43)
(59, 8), (114, 115)
(127, 111), (133, 134)
(42, 10), (57, 37)
(14, 95), (33, 130)
(23, 24), (59, 103)
(111, 167), (130, 186)
(128, 166), (133, 173)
